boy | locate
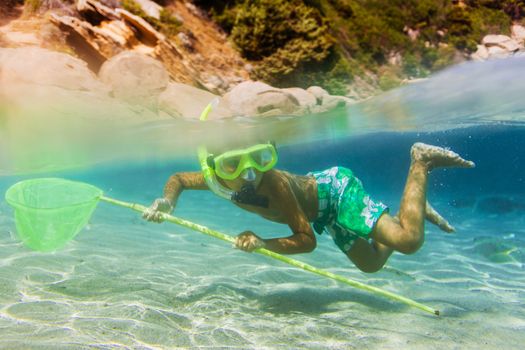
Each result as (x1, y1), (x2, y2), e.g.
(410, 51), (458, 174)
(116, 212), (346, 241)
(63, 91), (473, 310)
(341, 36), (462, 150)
(143, 142), (474, 273)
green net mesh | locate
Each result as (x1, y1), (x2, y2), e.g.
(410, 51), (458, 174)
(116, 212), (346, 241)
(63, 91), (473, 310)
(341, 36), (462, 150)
(5, 178), (103, 251)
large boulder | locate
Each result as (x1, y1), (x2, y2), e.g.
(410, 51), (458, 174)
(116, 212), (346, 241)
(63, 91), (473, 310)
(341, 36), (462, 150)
(281, 87), (317, 113)
(473, 33), (525, 61)
(471, 44), (489, 61)
(222, 81), (301, 117)
(0, 47), (169, 173)
(306, 86), (329, 104)
(158, 82), (232, 119)
(482, 34), (522, 53)
(0, 47), (166, 124)
(98, 51), (170, 108)
(481, 34), (513, 47)
(487, 45), (511, 59)
(0, 46), (105, 92)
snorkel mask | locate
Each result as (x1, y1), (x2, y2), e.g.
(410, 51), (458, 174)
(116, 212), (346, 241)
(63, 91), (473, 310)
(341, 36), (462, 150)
(207, 143), (278, 181)
(198, 101), (277, 207)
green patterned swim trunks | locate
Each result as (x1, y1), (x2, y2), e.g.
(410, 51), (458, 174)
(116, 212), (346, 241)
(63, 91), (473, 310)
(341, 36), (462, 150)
(308, 166), (388, 253)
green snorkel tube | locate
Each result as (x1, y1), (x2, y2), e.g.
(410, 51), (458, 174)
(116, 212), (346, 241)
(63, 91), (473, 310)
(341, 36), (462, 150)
(197, 99), (236, 201)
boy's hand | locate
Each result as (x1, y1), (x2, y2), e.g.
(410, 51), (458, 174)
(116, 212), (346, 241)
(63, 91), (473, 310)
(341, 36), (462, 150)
(235, 231), (266, 252)
(142, 198), (174, 223)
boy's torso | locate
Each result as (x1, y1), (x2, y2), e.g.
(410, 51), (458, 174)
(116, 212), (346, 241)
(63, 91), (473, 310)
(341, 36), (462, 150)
(232, 169), (319, 225)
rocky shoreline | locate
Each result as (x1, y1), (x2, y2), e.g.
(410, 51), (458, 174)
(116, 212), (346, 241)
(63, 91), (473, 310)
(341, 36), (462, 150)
(472, 25), (525, 61)
(1, 0), (525, 124)
(0, 0), (353, 123)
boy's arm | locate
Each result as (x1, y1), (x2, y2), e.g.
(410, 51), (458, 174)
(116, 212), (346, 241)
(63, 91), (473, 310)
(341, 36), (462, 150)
(143, 172), (207, 222)
(163, 172), (208, 206)
(236, 173), (316, 254)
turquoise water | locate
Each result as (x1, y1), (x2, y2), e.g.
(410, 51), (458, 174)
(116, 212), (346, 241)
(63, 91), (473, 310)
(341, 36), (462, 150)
(1, 58), (525, 348)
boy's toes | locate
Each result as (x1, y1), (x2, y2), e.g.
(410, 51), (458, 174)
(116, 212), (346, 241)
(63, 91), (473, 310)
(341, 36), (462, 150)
(411, 142), (475, 170)
(461, 159), (476, 168)
(440, 221), (456, 233)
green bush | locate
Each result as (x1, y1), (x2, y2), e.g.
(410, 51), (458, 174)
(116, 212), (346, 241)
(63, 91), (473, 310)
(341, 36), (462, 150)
(198, 0), (523, 95)
(223, 0), (333, 88)
(378, 69), (402, 91)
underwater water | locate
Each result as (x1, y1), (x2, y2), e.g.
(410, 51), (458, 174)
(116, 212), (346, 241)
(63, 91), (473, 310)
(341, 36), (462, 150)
(1, 58), (525, 349)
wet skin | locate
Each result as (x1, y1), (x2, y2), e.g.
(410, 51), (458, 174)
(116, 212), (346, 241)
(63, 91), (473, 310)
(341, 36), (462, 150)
(161, 169), (320, 255)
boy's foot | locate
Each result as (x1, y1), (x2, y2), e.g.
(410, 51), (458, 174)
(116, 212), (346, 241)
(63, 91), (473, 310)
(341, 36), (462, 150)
(411, 142), (475, 171)
(426, 201), (455, 233)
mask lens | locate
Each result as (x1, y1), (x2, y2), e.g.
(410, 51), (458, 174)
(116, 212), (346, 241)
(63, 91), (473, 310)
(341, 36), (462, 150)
(218, 156), (241, 175)
(252, 148), (274, 168)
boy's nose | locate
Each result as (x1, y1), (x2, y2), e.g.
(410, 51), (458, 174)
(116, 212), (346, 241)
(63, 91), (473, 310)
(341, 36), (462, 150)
(241, 168), (256, 181)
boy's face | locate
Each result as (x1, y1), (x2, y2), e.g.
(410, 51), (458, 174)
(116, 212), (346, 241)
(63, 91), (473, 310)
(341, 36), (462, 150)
(220, 168), (265, 192)
(210, 142), (276, 192)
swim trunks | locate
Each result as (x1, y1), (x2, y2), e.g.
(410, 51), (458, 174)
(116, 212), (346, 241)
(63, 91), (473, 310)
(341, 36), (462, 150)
(308, 166), (388, 253)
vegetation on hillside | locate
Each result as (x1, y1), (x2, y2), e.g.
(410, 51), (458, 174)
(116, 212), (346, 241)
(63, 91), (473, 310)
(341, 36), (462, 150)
(9, 0), (525, 96)
(195, 0), (525, 95)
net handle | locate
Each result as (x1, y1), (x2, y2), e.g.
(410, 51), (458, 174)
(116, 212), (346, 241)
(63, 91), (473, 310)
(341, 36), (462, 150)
(100, 195), (439, 316)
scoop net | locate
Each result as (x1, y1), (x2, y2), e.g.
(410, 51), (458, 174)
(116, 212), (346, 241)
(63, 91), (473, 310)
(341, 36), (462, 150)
(5, 178), (102, 251)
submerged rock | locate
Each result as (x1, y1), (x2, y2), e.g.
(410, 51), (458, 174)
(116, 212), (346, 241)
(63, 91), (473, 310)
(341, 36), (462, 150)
(472, 236), (523, 264)
(449, 197), (477, 209)
(476, 196), (525, 214)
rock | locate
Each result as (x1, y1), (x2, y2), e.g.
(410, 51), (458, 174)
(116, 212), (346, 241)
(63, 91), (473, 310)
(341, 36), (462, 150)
(498, 39), (521, 52)
(282, 87), (317, 112)
(134, 0), (162, 20)
(0, 47), (168, 175)
(0, 47), (105, 92)
(98, 51), (170, 108)
(222, 81), (301, 117)
(0, 47), (166, 123)
(177, 32), (194, 51)
(76, 0), (120, 22)
(306, 86), (329, 104)
(116, 8), (162, 46)
(158, 82), (232, 119)
(476, 196), (524, 214)
(200, 74), (227, 94)
(472, 236), (522, 264)
(482, 34), (512, 46)
(511, 24), (525, 44)
(449, 197), (476, 209)
(481, 34), (521, 53)
(49, 14), (124, 71)
(471, 44), (489, 61)
(0, 30), (40, 47)
(185, 2), (205, 18)
(487, 45), (511, 59)
(387, 51), (402, 65)
(320, 95), (354, 110)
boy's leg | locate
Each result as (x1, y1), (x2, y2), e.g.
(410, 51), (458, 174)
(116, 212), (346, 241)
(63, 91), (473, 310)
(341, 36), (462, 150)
(369, 143), (474, 255)
(348, 204), (455, 272)
(347, 235), (394, 273)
